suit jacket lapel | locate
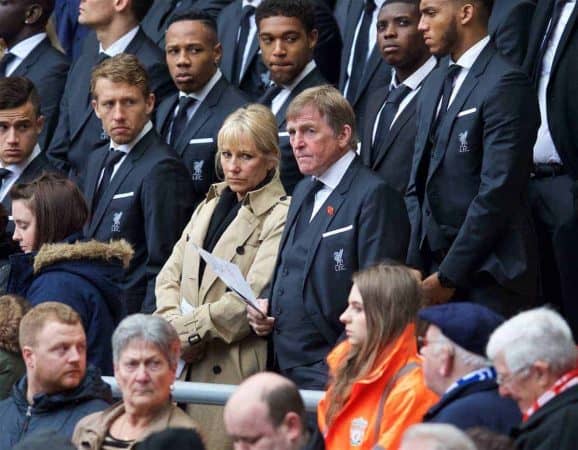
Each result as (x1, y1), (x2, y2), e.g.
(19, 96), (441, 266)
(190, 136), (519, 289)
(338, 1), (364, 90)
(156, 95), (178, 141)
(220, 2), (243, 81)
(85, 148), (108, 218)
(551, 3), (578, 76)
(11, 38), (49, 76)
(277, 181), (312, 255)
(362, 86), (389, 166)
(353, 47), (382, 105)
(240, 37), (260, 82)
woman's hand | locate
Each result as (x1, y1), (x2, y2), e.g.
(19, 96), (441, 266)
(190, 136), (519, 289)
(247, 298), (275, 336)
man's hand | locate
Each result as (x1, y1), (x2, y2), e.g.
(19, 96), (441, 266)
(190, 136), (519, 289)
(247, 298), (275, 337)
(422, 272), (455, 305)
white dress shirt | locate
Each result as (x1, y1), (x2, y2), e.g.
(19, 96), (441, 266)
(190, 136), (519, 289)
(99, 26), (139, 55)
(0, 145), (42, 201)
(4, 33), (47, 76)
(271, 60), (317, 115)
(448, 36), (490, 106)
(239, 0), (263, 77)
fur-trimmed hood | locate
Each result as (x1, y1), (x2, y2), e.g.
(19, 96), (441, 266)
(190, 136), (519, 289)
(33, 240), (133, 274)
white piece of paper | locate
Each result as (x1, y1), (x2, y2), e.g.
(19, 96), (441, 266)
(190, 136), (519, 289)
(191, 244), (259, 310)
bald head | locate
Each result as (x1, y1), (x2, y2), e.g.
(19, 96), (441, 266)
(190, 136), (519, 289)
(224, 373), (306, 450)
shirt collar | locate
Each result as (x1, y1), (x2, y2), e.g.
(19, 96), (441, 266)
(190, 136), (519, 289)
(316, 150), (356, 190)
(110, 121), (153, 153)
(179, 69), (222, 102)
(8, 33), (47, 59)
(242, 0), (262, 7)
(100, 26), (139, 56)
(451, 35), (490, 69)
(281, 60), (316, 90)
(1, 144), (41, 176)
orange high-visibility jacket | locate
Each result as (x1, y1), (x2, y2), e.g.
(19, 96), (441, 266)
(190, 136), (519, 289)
(318, 324), (439, 450)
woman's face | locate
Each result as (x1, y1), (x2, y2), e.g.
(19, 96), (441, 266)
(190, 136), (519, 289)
(340, 283), (368, 347)
(12, 199), (36, 253)
(114, 340), (176, 414)
(220, 134), (275, 200)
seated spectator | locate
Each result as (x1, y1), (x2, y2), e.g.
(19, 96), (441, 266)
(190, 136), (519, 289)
(134, 427), (206, 450)
(317, 264), (438, 450)
(73, 314), (199, 449)
(487, 307), (578, 450)
(400, 423), (477, 450)
(0, 302), (112, 448)
(0, 294), (30, 399)
(419, 302), (521, 433)
(155, 104), (289, 450)
(13, 430), (76, 450)
(224, 372), (308, 450)
(467, 427), (517, 450)
(7, 173), (132, 374)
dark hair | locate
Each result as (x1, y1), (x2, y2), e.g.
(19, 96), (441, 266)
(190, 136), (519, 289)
(0, 77), (41, 117)
(167, 9), (218, 37)
(262, 380), (306, 427)
(467, 428), (516, 450)
(255, 0), (316, 33)
(10, 173), (89, 251)
(382, 0), (420, 7)
(130, 0), (154, 22)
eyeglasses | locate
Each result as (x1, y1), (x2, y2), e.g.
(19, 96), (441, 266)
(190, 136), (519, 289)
(496, 366), (531, 385)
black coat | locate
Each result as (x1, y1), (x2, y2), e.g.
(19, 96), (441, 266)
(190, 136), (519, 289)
(0, 366), (111, 449)
(512, 384), (578, 450)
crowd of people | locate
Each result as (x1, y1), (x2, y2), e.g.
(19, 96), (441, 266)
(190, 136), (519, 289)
(0, 0), (577, 449)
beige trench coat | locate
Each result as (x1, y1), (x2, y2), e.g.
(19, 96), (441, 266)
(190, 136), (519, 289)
(155, 177), (289, 450)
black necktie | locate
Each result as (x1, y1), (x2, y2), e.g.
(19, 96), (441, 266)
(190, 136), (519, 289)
(233, 5), (256, 85)
(532, 0), (567, 82)
(0, 168), (13, 188)
(0, 52), (16, 77)
(294, 179), (325, 238)
(258, 83), (283, 107)
(372, 84), (412, 154)
(93, 149), (125, 210)
(432, 64), (461, 139)
(170, 96), (196, 146)
(347, 0), (376, 103)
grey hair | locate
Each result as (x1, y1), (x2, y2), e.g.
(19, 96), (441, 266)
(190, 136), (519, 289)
(112, 314), (181, 369)
(434, 333), (490, 370)
(402, 424), (477, 450)
(486, 307), (577, 375)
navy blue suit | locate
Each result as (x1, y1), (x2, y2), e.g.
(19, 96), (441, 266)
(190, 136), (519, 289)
(7, 37), (70, 149)
(407, 43), (539, 316)
(47, 28), (175, 180)
(83, 129), (194, 314)
(423, 378), (521, 435)
(155, 76), (247, 208)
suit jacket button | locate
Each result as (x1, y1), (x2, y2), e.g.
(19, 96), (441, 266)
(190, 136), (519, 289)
(212, 365), (222, 375)
(236, 246), (245, 255)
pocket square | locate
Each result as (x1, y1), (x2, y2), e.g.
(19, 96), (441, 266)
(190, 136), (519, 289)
(112, 192), (134, 200)
(278, 131), (290, 138)
(457, 108), (477, 117)
(322, 225), (354, 238)
(189, 138), (213, 144)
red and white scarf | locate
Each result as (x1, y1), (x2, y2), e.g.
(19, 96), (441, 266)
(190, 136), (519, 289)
(523, 367), (578, 421)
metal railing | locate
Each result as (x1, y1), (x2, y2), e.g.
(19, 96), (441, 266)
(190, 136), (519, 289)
(102, 376), (324, 412)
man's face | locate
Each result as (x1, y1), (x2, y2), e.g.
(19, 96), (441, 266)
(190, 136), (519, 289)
(418, 0), (459, 57)
(23, 321), (87, 395)
(225, 401), (293, 450)
(114, 340), (176, 414)
(165, 19), (221, 93)
(287, 104), (351, 177)
(377, 2), (430, 70)
(494, 352), (543, 413)
(78, 0), (115, 28)
(92, 79), (154, 145)
(419, 325), (447, 396)
(0, 0), (28, 46)
(0, 101), (43, 165)
(258, 16), (318, 86)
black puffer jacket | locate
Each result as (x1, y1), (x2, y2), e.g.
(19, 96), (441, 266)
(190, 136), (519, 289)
(0, 366), (112, 449)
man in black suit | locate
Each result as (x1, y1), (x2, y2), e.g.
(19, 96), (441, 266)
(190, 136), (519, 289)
(406, 0), (539, 316)
(489, 0), (537, 66)
(255, 0), (328, 194)
(156, 10), (247, 209)
(248, 85), (409, 390)
(360, 0), (435, 195)
(47, 0), (174, 181)
(84, 54), (193, 314)
(335, 0), (392, 128)
(218, 0), (341, 99)
(0, 77), (58, 235)
(141, 0), (232, 48)
(523, 0), (578, 338)
(0, 0), (69, 149)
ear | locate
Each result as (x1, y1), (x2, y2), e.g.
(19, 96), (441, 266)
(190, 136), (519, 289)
(22, 346), (35, 370)
(460, 3), (475, 26)
(145, 92), (155, 115)
(282, 412), (303, 443)
(92, 99), (102, 119)
(533, 361), (552, 388)
(24, 4), (43, 26)
(35, 114), (45, 134)
(114, 0), (130, 13)
(213, 42), (223, 66)
(308, 29), (319, 51)
(337, 124), (352, 150)
(438, 345), (454, 377)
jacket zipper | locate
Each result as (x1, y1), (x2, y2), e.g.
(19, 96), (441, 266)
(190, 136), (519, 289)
(20, 405), (32, 438)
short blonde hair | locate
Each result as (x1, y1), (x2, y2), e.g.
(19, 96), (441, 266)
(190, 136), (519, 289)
(286, 85), (358, 150)
(19, 302), (81, 349)
(217, 104), (281, 168)
(91, 53), (150, 99)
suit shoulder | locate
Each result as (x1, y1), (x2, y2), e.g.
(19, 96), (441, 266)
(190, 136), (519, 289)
(222, 83), (250, 105)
